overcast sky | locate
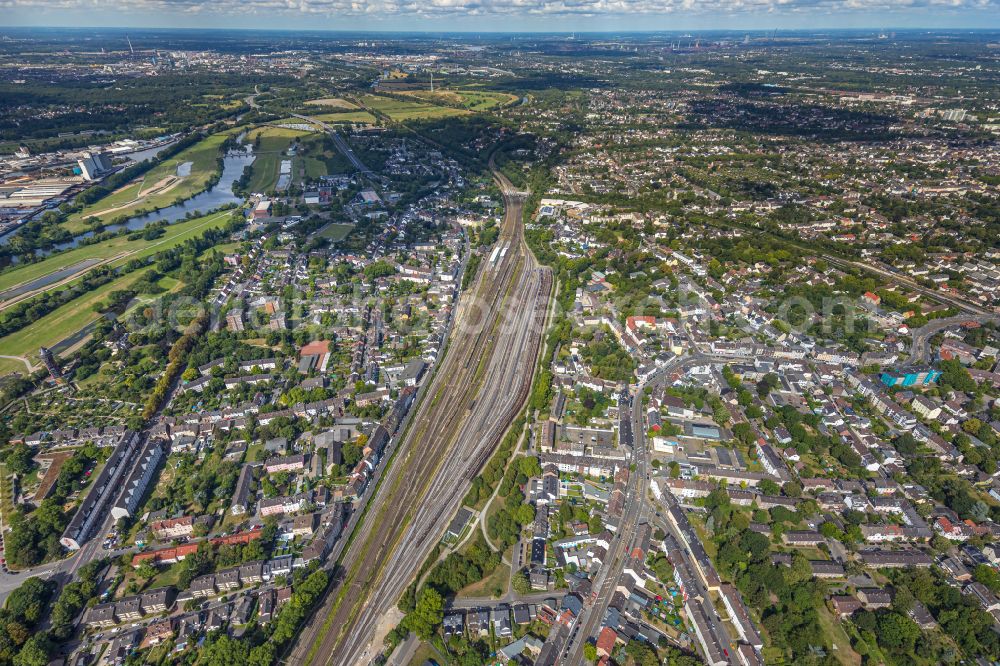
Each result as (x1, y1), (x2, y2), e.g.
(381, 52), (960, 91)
(2, 0), (999, 32)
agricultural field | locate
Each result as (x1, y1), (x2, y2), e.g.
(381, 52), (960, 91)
(245, 126), (315, 193)
(64, 130), (238, 232)
(0, 209), (237, 300)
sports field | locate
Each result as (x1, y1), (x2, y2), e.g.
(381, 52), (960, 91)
(315, 223), (354, 242)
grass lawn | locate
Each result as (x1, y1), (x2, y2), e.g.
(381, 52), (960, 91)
(198, 241), (241, 260)
(456, 90), (519, 110)
(406, 642), (440, 666)
(300, 155), (327, 179)
(0, 266), (155, 360)
(401, 89), (517, 111)
(456, 559), (510, 599)
(245, 126), (315, 194)
(155, 275), (180, 291)
(65, 129), (239, 231)
(148, 563), (183, 590)
(294, 133), (354, 181)
(78, 181), (144, 218)
(0, 209), (236, 296)
(0, 358), (31, 375)
(817, 603), (863, 666)
(244, 440), (263, 464)
(315, 223), (354, 242)
(305, 97), (359, 109)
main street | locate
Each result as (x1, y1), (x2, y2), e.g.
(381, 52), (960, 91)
(559, 354), (708, 663)
(289, 165), (551, 666)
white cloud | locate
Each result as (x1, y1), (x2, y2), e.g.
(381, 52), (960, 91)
(0, 0), (995, 19)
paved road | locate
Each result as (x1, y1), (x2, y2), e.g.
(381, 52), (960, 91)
(559, 354), (717, 664)
(384, 632), (418, 666)
(560, 381), (651, 663)
(904, 313), (999, 366)
(290, 113), (374, 178)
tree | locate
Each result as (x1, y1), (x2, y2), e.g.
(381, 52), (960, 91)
(406, 587), (444, 640)
(962, 418), (984, 436)
(136, 562), (157, 580)
(5, 577), (52, 626)
(12, 634), (51, 666)
(758, 478), (780, 495)
(4, 443), (35, 476)
(583, 642), (597, 662)
(588, 514), (604, 535)
(875, 610), (921, 654)
(732, 422), (756, 447)
(512, 571), (532, 595)
(973, 564), (1000, 594)
(788, 552), (813, 586)
(930, 534), (951, 552)
(198, 635), (250, 665)
(519, 456), (542, 478)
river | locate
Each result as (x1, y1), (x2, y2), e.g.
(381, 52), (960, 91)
(2, 143), (254, 257)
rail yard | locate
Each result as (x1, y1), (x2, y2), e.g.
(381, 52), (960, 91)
(291, 167), (552, 666)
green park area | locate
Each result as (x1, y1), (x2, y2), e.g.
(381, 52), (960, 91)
(295, 134), (355, 180)
(0, 266), (155, 360)
(64, 130), (238, 232)
(0, 209), (236, 303)
(401, 89), (517, 111)
(245, 126), (316, 193)
(360, 94), (470, 121)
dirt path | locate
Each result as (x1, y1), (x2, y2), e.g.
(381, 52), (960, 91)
(0, 355), (35, 372)
(85, 175), (181, 219)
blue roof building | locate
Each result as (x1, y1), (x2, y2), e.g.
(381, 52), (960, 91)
(880, 367), (941, 388)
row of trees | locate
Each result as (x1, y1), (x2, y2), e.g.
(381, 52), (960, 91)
(141, 310), (208, 419)
(5, 443), (103, 568)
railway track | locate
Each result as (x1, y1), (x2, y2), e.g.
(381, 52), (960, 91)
(290, 165), (551, 666)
